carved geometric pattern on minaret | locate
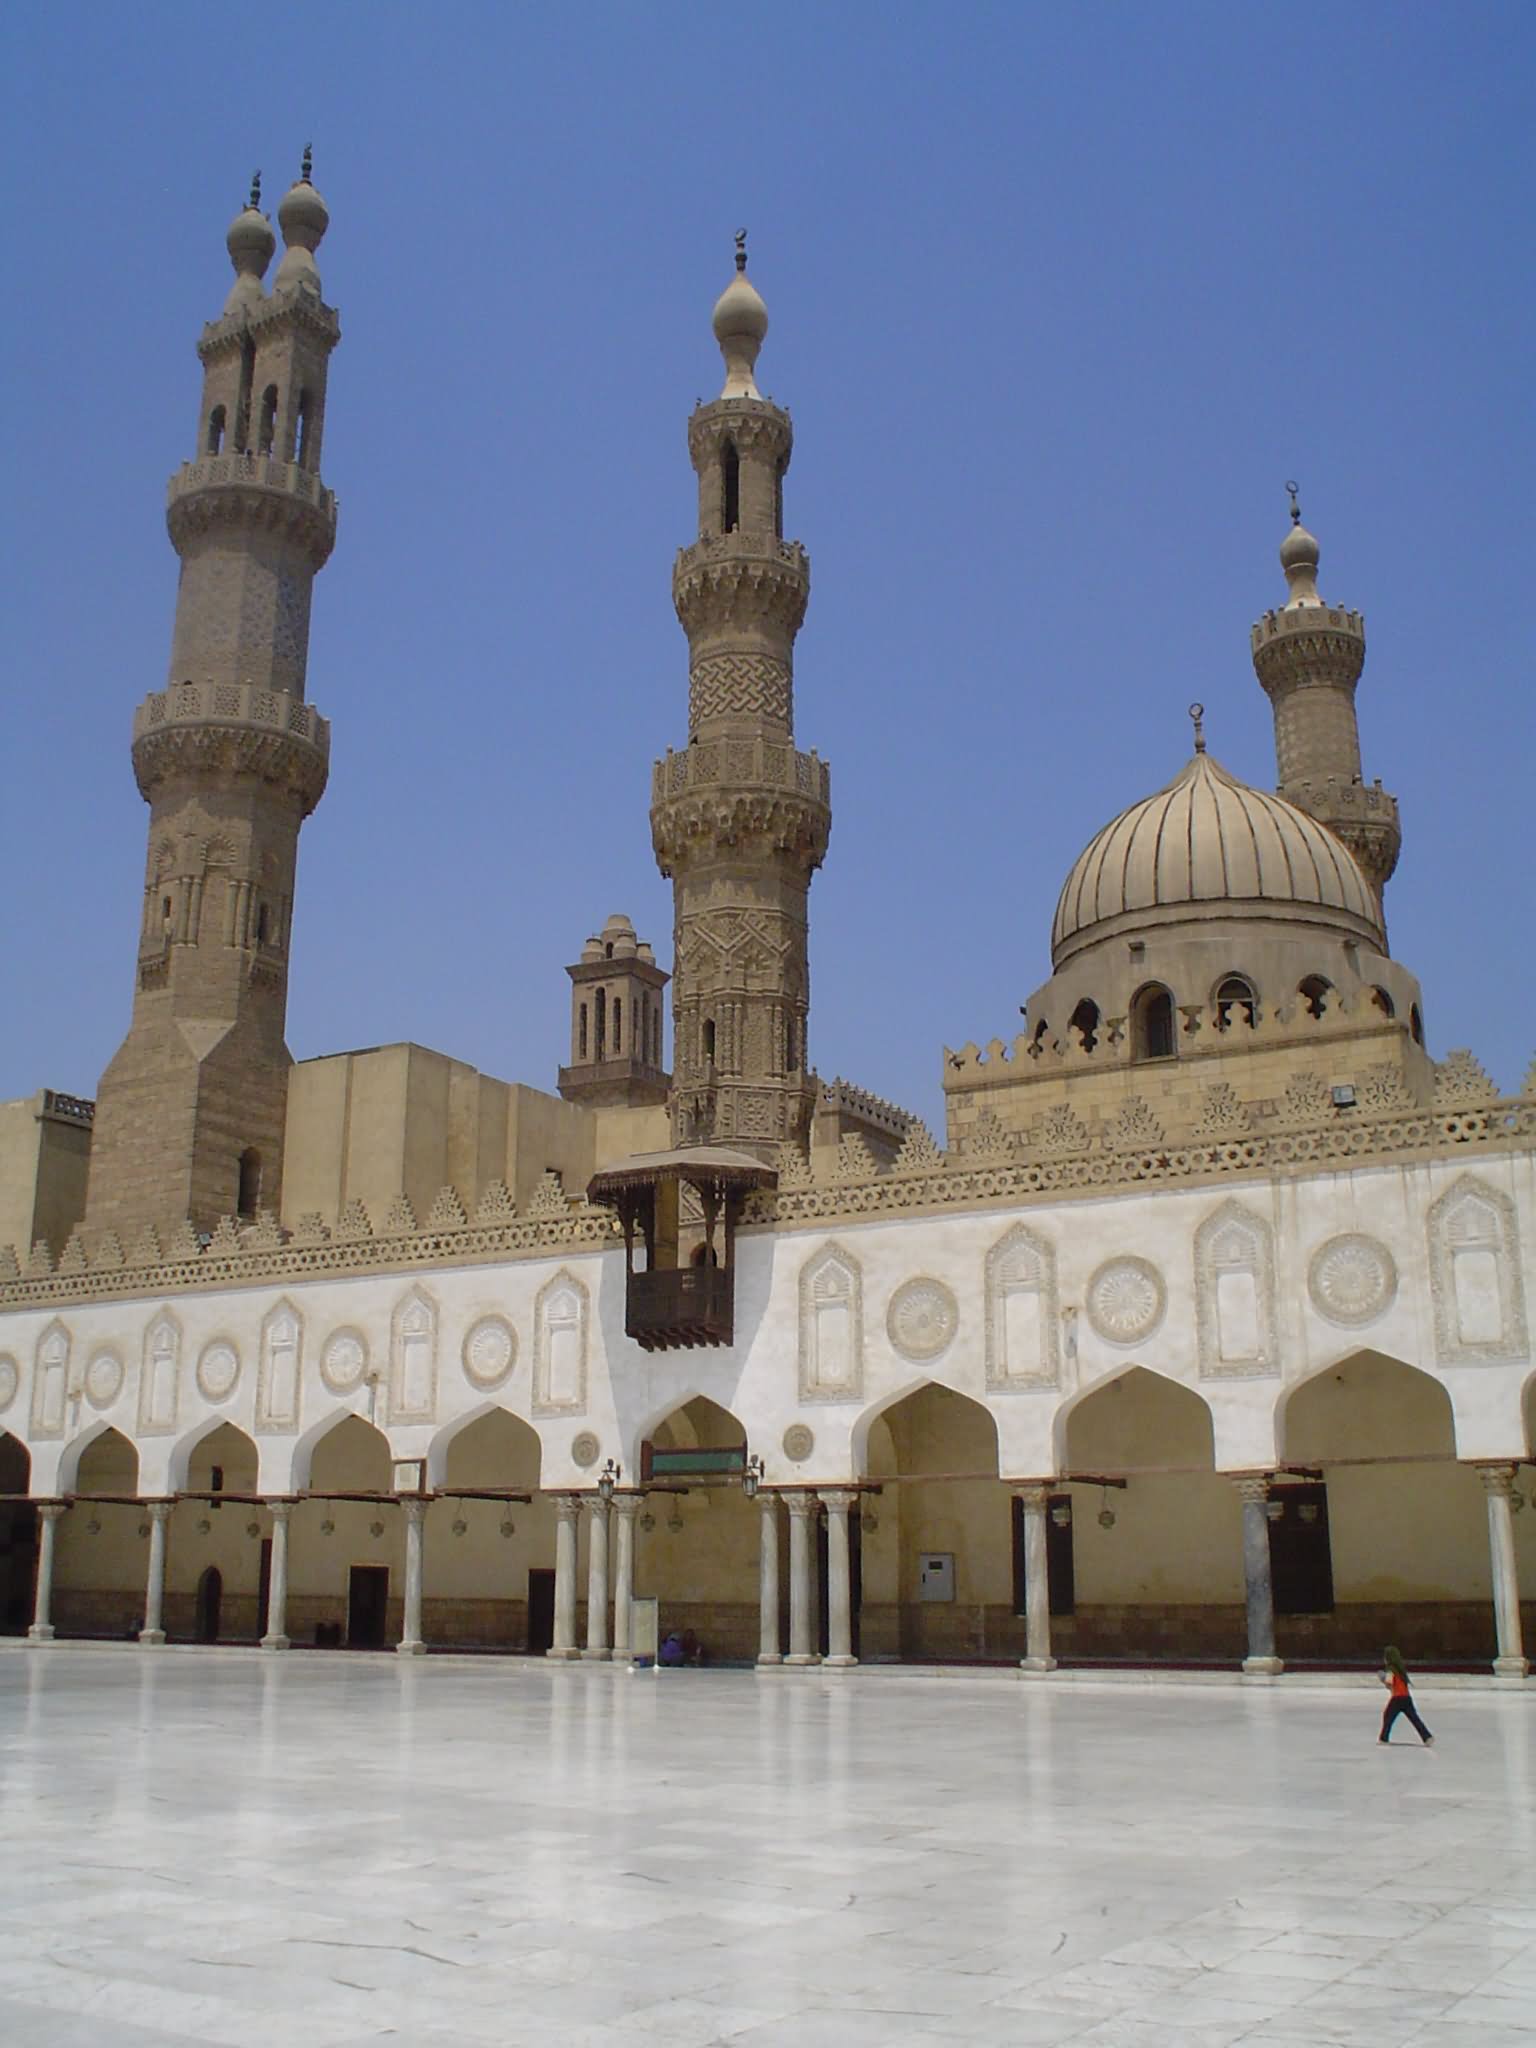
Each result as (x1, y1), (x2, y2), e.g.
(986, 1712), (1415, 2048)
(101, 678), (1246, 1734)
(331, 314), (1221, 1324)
(689, 654), (792, 729)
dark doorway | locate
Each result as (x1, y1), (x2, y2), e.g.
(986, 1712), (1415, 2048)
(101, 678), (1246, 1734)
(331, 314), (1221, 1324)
(526, 1568), (556, 1656)
(0, 1500), (38, 1635)
(347, 1564), (390, 1648)
(195, 1565), (223, 1642)
(257, 1539), (272, 1639)
(1268, 1483), (1335, 1614)
(1012, 1493), (1076, 1617)
(815, 1505), (863, 1658)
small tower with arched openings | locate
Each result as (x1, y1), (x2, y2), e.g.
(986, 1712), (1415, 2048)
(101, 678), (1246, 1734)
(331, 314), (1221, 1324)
(85, 156), (341, 1238)
(558, 914), (670, 1109)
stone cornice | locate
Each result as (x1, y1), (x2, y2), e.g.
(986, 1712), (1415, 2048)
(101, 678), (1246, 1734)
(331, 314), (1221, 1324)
(197, 293), (340, 361)
(167, 455), (337, 569)
(673, 536), (809, 639)
(132, 681), (329, 813)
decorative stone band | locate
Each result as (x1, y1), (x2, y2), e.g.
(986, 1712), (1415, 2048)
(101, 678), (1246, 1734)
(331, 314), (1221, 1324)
(166, 456), (337, 569)
(687, 396), (793, 467)
(672, 536), (809, 640)
(132, 681), (330, 813)
(197, 293), (340, 361)
(3, 1095), (1530, 1313)
(651, 740), (831, 873)
(1250, 604), (1365, 692)
(1280, 778), (1402, 890)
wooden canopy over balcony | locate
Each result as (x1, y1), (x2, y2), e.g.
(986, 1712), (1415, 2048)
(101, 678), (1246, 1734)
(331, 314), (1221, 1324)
(587, 1147), (778, 1353)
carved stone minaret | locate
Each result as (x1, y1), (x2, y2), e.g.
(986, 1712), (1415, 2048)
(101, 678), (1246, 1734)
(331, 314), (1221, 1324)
(86, 161), (339, 1238)
(558, 914), (670, 1110)
(1251, 488), (1401, 916)
(651, 240), (831, 1157)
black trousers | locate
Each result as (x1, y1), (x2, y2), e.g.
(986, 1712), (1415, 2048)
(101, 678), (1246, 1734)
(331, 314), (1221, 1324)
(1380, 1695), (1433, 1743)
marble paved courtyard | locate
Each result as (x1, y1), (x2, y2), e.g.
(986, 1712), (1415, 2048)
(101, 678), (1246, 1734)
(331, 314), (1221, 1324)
(0, 1650), (1532, 2048)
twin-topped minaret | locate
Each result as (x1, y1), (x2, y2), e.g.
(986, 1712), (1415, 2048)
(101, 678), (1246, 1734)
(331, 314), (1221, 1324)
(650, 240), (832, 1156)
(1251, 489), (1401, 914)
(86, 159), (340, 1239)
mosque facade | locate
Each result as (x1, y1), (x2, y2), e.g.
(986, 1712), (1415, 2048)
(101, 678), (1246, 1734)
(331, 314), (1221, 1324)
(0, 169), (1531, 1680)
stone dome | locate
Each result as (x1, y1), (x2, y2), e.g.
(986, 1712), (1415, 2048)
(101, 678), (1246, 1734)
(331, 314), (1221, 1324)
(1051, 749), (1384, 966)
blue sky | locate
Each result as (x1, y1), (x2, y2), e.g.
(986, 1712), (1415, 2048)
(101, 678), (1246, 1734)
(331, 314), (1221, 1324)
(3, 2), (1532, 1134)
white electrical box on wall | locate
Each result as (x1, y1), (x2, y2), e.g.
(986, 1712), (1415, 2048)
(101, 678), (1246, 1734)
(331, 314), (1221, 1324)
(918, 1553), (955, 1602)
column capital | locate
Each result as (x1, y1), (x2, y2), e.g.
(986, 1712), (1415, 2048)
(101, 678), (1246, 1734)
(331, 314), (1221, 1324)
(1232, 1475), (1273, 1505)
(784, 1490), (820, 1522)
(552, 1491), (583, 1525)
(144, 1497), (175, 1523)
(1012, 1482), (1053, 1510)
(35, 1500), (69, 1523)
(402, 1496), (429, 1527)
(611, 1492), (644, 1523)
(1475, 1463), (1518, 1499)
(264, 1497), (297, 1523)
(818, 1488), (857, 1513)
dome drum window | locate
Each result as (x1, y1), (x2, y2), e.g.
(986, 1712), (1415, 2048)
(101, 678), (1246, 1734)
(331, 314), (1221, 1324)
(1131, 984), (1176, 1062)
(1214, 976), (1256, 1030)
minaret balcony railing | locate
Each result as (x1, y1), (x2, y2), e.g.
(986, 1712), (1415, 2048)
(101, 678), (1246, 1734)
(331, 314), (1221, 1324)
(1250, 602), (1364, 651)
(675, 532), (808, 579)
(653, 736), (830, 806)
(134, 679), (330, 756)
(167, 454), (337, 522)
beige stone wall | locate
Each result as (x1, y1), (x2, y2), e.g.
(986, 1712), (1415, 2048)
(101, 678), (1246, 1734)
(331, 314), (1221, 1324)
(0, 1096), (92, 1262)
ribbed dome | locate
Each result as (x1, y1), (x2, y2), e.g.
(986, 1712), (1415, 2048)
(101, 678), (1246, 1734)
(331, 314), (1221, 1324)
(1051, 750), (1384, 964)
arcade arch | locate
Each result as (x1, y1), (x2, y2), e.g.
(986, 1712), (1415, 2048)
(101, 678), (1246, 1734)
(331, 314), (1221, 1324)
(636, 1394), (755, 1658)
(425, 1406), (552, 1652)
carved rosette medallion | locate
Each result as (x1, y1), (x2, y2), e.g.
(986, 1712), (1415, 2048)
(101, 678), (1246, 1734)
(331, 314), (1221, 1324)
(196, 1339), (241, 1404)
(319, 1328), (369, 1395)
(0, 1355), (18, 1413)
(886, 1278), (960, 1363)
(1308, 1234), (1398, 1328)
(782, 1423), (815, 1463)
(570, 1431), (601, 1470)
(1086, 1257), (1166, 1345)
(462, 1316), (517, 1391)
(83, 1349), (125, 1411)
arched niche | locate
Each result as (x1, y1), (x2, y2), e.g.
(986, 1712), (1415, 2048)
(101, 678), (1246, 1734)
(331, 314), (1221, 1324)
(430, 1405), (542, 1492)
(854, 1380), (999, 1480)
(647, 1393), (744, 1454)
(66, 1424), (140, 1495)
(298, 1412), (392, 1495)
(1059, 1365), (1215, 1473)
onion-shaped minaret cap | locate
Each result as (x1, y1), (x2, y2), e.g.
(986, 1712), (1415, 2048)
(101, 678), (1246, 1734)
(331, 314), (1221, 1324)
(712, 230), (769, 398)
(274, 145), (329, 294)
(1279, 481), (1322, 604)
(223, 171), (275, 312)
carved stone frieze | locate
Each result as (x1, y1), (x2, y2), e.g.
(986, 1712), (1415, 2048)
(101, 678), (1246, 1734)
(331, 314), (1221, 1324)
(462, 1315), (517, 1391)
(319, 1327), (369, 1395)
(195, 1338), (241, 1404)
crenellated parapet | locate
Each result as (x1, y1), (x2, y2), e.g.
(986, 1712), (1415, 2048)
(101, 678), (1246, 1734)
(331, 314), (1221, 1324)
(1250, 601), (1365, 695)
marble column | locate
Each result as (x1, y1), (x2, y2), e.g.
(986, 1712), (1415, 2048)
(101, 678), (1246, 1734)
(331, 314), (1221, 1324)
(397, 1499), (427, 1656)
(27, 1502), (67, 1642)
(612, 1495), (640, 1661)
(141, 1499), (173, 1646)
(1014, 1485), (1057, 1672)
(756, 1492), (782, 1666)
(549, 1493), (581, 1658)
(1477, 1465), (1529, 1681)
(1234, 1476), (1283, 1677)
(820, 1489), (858, 1668)
(583, 1495), (611, 1660)
(785, 1492), (819, 1665)
(261, 1499), (293, 1651)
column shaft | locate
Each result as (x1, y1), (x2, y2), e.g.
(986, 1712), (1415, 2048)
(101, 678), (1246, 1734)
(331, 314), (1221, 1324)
(785, 1494), (818, 1665)
(1016, 1486), (1057, 1673)
(397, 1500), (427, 1656)
(612, 1497), (640, 1660)
(1479, 1465), (1529, 1680)
(550, 1495), (581, 1658)
(1235, 1477), (1283, 1677)
(757, 1494), (782, 1665)
(261, 1500), (292, 1650)
(141, 1501), (172, 1645)
(820, 1490), (858, 1668)
(583, 1497), (611, 1659)
(28, 1503), (66, 1643)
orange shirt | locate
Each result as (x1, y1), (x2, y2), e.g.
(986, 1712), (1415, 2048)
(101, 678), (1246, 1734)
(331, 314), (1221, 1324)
(1389, 1672), (1409, 1697)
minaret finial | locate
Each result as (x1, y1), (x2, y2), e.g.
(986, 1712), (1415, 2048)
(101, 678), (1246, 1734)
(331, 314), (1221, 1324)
(1188, 702), (1206, 755)
(735, 229), (747, 274)
(301, 143), (313, 185)
(249, 170), (262, 211)
(712, 238), (768, 398)
(1286, 478), (1302, 525)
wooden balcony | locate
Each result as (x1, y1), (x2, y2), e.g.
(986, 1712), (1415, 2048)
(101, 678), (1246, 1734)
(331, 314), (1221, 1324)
(626, 1266), (734, 1351)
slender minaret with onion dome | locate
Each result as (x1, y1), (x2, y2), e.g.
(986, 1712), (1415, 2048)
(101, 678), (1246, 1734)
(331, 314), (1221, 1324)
(1251, 486), (1401, 919)
(650, 237), (831, 1157)
(86, 156), (340, 1239)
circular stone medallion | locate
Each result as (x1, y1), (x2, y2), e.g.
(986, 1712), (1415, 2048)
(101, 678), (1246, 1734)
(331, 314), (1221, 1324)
(886, 1278), (960, 1362)
(570, 1430), (601, 1470)
(1086, 1256), (1166, 1345)
(1308, 1233), (1398, 1328)
(195, 1339), (241, 1404)
(461, 1315), (517, 1390)
(0, 1354), (18, 1414)
(319, 1328), (368, 1395)
(83, 1349), (125, 1410)
(782, 1422), (815, 1463)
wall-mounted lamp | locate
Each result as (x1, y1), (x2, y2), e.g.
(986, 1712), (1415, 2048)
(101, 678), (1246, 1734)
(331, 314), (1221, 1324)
(742, 1453), (764, 1501)
(319, 1518), (335, 1536)
(369, 1519), (385, 1539)
(1050, 1502), (1072, 1529)
(860, 1506), (879, 1535)
(499, 1517), (516, 1539)
(87, 1517), (102, 1537)
(639, 1511), (656, 1534)
(137, 1521), (150, 1539)
(196, 1517), (212, 1536)
(451, 1518), (468, 1538)
(598, 1458), (622, 1504)
(667, 1501), (685, 1534)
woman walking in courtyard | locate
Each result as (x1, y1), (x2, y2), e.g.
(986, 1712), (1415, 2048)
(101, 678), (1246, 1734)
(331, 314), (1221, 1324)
(1379, 1646), (1434, 1745)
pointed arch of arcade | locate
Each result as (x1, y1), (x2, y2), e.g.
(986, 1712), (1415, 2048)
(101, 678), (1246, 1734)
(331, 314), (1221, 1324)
(850, 1375), (1001, 1478)
(166, 1415), (260, 1494)
(427, 1401), (543, 1491)
(60, 1421), (141, 1496)
(1525, 1367), (1536, 1461)
(1052, 1360), (1216, 1473)
(1274, 1348), (1495, 1665)
(631, 1392), (756, 1660)
(290, 1404), (391, 1494)
(421, 1405), (551, 1655)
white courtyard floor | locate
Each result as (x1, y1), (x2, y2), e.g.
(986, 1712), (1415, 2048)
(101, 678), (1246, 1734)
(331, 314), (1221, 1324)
(0, 1649), (1532, 2048)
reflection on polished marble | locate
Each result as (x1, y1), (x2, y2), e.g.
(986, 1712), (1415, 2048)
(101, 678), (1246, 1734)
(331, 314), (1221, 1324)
(0, 1649), (1531, 2046)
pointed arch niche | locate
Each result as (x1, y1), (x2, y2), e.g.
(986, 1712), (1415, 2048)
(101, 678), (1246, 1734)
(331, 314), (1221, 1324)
(256, 1299), (304, 1434)
(138, 1307), (183, 1433)
(984, 1222), (1060, 1389)
(53, 1426), (144, 1634)
(798, 1243), (863, 1402)
(30, 1319), (72, 1439)
(1194, 1199), (1277, 1379)
(389, 1286), (439, 1425)
(1428, 1174), (1529, 1364)
(533, 1270), (589, 1416)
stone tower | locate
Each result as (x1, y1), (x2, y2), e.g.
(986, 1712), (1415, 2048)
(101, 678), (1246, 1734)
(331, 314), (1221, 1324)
(85, 162), (339, 1239)
(557, 913), (670, 1109)
(1250, 491), (1400, 915)
(651, 241), (832, 1157)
